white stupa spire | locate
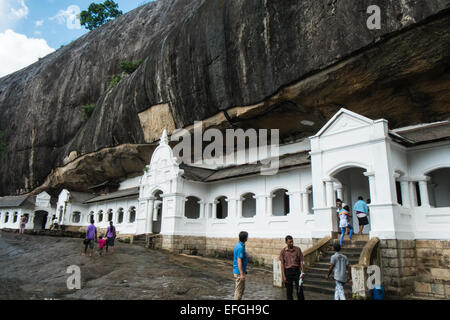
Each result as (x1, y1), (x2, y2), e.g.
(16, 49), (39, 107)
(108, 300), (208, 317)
(160, 129), (169, 145)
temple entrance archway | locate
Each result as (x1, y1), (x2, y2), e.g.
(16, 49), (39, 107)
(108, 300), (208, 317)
(152, 190), (163, 234)
(33, 211), (49, 230)
(333, 167), (371, 234)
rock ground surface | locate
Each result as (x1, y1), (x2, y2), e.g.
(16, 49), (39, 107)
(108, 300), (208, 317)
(0, 231), (332, 300)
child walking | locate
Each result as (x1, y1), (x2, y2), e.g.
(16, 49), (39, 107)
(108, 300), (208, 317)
(326, 242), (353, 300)
(98, 235), (106, 256)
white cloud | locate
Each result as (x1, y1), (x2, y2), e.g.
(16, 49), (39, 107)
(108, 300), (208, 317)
(35, 20), (44, 27)
(9, 0), (29, 19)
(0, 0), (29, 30)
(49, 5), (81, 30)
(0, 29), (55, 77)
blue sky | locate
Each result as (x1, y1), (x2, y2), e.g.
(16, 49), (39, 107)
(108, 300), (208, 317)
(0, 0), (154, 77)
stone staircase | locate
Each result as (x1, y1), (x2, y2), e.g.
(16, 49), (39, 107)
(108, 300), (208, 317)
(303, 234), (369, 298)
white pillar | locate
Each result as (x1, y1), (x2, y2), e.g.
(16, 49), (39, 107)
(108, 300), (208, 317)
(199, 200), (205, 219)
(364, 172), (376, 204)
(336, 187), (343, 202)
(418, 177), (431, 207)
(302, 191), (310, 214)
(324, 179), (335, 208)
(400, 179), (411, 208)
(255, 194), (268, 217)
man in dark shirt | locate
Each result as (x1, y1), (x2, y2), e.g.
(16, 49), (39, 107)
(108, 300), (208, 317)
(279, 235), (305, 300)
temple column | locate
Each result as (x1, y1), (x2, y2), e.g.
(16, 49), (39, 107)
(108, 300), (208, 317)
(301, 191), (311, 214)
(418, 177), (431, 207)
(324, 179), (335, 208)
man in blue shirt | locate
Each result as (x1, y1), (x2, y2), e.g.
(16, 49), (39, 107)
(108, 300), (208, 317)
(233, 231), (248, 300)
(353, 196), (369, 235)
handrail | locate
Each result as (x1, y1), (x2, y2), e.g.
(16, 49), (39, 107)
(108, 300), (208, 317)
(303, 235), (331, 267)
(358, 237), (380, 266)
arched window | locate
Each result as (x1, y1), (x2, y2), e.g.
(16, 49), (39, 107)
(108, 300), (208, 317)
(216, 196), (228, 219)
(129, 207), (136, 223)
(185, 196), (201, 219)
(13, 212), (18, 223)
(98, 210), (104, 223)
(107, 209), (113, 222)
(117, 208), (124, 224)
(5, 212), (10, 223)
(428, 168), (450, 207)
(72, 211), (81, 223)
(241, 193), (256, 218)
(89, 211), (94, 223)
(272, 189), (289, 216)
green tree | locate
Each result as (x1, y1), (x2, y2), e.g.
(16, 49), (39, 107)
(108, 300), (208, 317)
(79, 0), (123, 31)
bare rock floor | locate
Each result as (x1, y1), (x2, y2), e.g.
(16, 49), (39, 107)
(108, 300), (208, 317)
(0, 231), (331, 300)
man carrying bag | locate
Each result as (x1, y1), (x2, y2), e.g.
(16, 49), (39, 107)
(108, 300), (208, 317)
(279, 235), (306, 300)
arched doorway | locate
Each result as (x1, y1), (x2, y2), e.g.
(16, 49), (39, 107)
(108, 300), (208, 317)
(333, 167), (371, 234)
(427, 167), (450, 207)
(33, 210), (49, 230)
(152, 190), (163, 234)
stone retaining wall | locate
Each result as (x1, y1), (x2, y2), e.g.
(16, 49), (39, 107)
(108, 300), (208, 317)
(159, 235), (314, 266)
(380, 239), (450, 298)
(380, 240), (417, 297)
(414, 240), (450, 298)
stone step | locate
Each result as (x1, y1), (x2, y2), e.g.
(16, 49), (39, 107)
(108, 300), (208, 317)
(302, 283), (352, 297)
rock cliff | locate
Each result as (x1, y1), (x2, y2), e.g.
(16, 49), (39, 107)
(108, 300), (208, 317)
(0, 0), (449, 196)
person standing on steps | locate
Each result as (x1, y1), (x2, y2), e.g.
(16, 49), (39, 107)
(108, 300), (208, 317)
(279, 235), (305, 300)
(105, 221), (116, 255)
(354, 196), (369, 235)
(336, 199), (343, 234)
(233, 231), (248, 300)
(339, 204), (353, 247)
(326, 242), (353, 300)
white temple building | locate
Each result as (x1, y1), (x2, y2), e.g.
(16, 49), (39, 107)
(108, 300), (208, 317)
(1, 108), (449, 242)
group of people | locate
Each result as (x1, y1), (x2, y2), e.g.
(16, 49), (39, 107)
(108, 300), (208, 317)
(233, 232), (353, 301)
(336, 196), (370, 246)
(83, 219), (117, 257)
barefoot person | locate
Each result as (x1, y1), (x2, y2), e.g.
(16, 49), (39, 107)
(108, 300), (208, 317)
(83, 219), (97, 257)
(353, 196), (369, 235)
(279, 235), (305, 300)
(105, 221), (116, 254)
(326, 242), (353, 300)
(233, 231), (248, 300)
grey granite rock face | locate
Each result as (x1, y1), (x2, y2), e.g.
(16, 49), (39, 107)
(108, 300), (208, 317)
(0, 0), (449, 196)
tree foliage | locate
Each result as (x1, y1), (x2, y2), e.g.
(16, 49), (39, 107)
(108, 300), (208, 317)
(119, 59), (143, 74)
(79, 0), (123, 31)
(81, 104), (95, 120)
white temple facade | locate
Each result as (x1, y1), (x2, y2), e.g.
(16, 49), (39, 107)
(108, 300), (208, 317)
(1, 108), (449, 242)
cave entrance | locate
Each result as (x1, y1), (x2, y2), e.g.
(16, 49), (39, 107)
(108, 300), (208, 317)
(33, 210), (49, 230)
